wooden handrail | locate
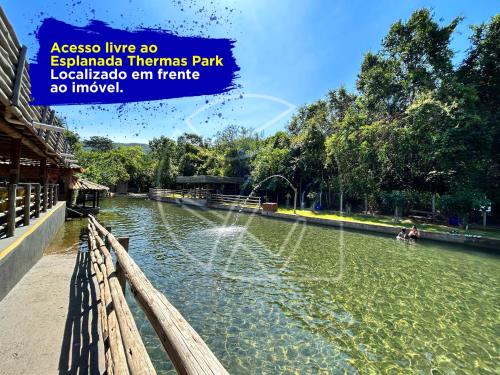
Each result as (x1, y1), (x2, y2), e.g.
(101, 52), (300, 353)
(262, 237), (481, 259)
(88, 225), (130, 375)
(148, 188), (262, 209)
(89, 215), (229, 375)
(89, 223), (156, 374)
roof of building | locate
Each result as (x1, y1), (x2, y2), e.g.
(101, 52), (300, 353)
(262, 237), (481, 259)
(176, 175), (245, 185)
(70, 177), (109, 191)
(0, 7), (75, 169)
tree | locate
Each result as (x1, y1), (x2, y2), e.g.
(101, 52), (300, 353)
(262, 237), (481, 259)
(112, 146), (153, 192)
(64, 130), (82, 153)
(289, 122), (326, 205)
(357, 9), (461, 119)
(213, 125), (261, 178)
(288, 100), (329, 135)
(327, 86), (357, 129)
(438, 189), (491, 227)
(325, 110), (379, 203)
(149, 136), (177, 187)
(84, 136), (114, 152)
(251, 131), (292, 192)
(175, 133), (209, 176)
(77, 149), (129, 186)
(458, 14), (500, 211)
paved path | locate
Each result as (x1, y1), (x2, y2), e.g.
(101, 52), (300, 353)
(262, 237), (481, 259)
(0, 252), (104, 375)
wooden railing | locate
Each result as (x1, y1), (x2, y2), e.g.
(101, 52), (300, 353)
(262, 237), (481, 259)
(208, 193), (261, 208)
(87, 222), (155, 375)
(149, 188), (262, 209)
(148, 188), (210, 200)
(0, 183), (58, 238)
(0, 6), (74, 165)
(88, 215), (229, 375)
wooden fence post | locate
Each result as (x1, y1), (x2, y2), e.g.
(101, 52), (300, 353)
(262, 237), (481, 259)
(116, 237), (130, 293)
(43, 184), (48, 212)
(52, 185), (55, 205)
(105, 226), (112, 248)
(7, 184), (16, 237)
(34, 184), (41, 218)
(52, 185), (59, 206)
(23, 184), (31, 226)
(48, 185), (53, 209)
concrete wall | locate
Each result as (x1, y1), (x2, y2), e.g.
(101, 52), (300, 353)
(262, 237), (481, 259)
(150, 195), (208, 208)
(0, 202), (66, 301)
(263, 211), (500, 250)
(207, 203), (261, 215)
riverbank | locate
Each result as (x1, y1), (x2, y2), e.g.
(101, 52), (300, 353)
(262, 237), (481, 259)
(203, 201), (500, 250)
(147, 193), (500, 250)
(278, 208), (500, 239)
(264, 210), (500, 250)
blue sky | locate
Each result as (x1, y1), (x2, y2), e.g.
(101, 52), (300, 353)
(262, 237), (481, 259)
(3, 0), (499, 143)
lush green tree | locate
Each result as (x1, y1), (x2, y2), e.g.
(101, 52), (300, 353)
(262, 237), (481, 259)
(77, 149), (129, 186)
(458, 14), (500, 211)
(175, 133), (209, 176)
(357, 9), (461, 118)
(325, 110), (379, 202)
(289, 122), (326, 204)
(213, 125), (261, 178)
(112, 146), (153, 192)
(251, 131), (292, 192)
(77, 140), (153, 190)
(83, 136), (114, 152)
(288, 100), (329, 135)
(327, 86), (357, 129)
(149, 136), (177, 187)
(64, 130), (82, 153)
(438, 189), (491, 227)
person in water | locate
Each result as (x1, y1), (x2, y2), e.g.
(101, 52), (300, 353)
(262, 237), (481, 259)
(397, 228), (407, 240)
(408, 225), (420, 239)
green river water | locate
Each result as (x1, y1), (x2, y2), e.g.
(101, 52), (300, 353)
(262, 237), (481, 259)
(49, 197), (500, 374)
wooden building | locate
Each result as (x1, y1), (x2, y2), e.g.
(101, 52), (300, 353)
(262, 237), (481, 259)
(0, 6), (79, 194)
(0, 6), (80, 237)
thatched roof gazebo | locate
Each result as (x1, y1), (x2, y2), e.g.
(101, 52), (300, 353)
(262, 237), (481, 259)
(68, 177), (109, 216)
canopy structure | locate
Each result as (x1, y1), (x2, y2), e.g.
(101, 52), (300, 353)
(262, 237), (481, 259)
(70, 177), (109, 191)
(68, 177), (108, 216)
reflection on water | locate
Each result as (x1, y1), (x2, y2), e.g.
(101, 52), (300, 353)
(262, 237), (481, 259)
(44, 217), (88, 254)
(55, 197), (500, 374)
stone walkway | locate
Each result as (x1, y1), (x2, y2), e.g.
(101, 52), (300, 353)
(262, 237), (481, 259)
(0, 252), (104, 375)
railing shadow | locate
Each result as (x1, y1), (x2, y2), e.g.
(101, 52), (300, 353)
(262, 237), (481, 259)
(58, 249), (101, 374)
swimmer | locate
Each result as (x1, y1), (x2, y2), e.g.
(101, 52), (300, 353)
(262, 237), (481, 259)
(408, 225), (420, 239)
(396, 228), (407, 240)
